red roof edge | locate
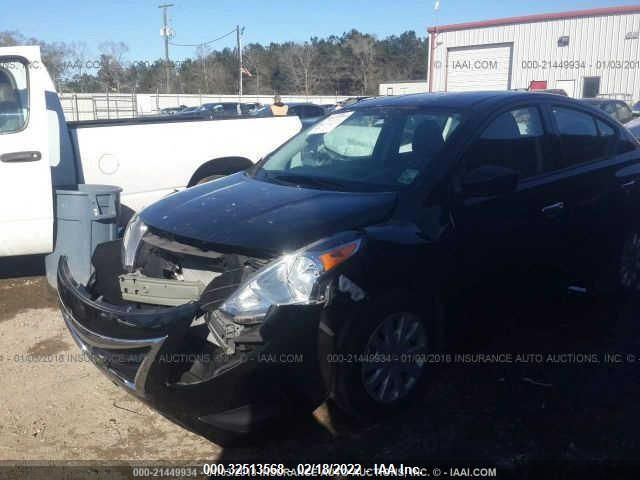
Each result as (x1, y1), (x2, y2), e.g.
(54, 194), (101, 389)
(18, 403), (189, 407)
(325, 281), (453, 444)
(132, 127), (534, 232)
(427, 5), (640, 33)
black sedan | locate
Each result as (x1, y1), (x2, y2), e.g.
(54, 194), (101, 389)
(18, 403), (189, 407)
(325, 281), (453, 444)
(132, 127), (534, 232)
(251, 102), (327, 128)
(58, 91), (640, 445)
(177, 102), (261, 119)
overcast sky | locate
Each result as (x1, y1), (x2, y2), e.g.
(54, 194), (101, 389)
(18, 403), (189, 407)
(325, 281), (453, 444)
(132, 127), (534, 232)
(2, 0), (636, 62)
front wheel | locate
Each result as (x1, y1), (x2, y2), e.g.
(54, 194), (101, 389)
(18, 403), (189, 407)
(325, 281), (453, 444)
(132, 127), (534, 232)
(333, 295), (443, 421)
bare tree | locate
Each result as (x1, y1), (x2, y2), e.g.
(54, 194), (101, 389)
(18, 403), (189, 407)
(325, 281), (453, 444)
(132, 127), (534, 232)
(98, 41), (129, 92)
(346, 32), (376, 94)
(286, 42), (317, 96)
(68, 42), (91, 92)
(0, 31), (22, 47)
(243, 45), (268, 95)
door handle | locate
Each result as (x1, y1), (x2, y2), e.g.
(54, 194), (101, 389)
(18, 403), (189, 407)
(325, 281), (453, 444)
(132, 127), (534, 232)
(541, 201), (565, 216)
(0, 151), (42, 163)
(621, 179), (637, 191)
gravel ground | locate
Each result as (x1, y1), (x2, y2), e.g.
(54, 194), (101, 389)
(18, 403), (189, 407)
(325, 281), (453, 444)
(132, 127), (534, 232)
(2, 257), (640, 476)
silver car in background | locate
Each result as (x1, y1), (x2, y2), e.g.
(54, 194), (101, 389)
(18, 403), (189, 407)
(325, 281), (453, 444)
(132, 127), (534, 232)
(627, 116), (640, 140)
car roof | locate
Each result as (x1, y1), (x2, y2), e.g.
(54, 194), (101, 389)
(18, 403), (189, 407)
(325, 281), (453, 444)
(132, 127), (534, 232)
(286, 102), (324, 107)
(202, 102), (237, 106)
(581, 99), (610, 104)
(349, 91), (553, 110)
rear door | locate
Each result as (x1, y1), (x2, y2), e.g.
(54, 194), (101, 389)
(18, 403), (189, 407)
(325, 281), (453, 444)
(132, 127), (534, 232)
(547, 104), (640, 290)
(0, 46), (53, 257)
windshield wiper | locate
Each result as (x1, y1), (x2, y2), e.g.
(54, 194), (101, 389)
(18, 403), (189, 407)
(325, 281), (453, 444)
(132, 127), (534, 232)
(265, 173), (347, 191)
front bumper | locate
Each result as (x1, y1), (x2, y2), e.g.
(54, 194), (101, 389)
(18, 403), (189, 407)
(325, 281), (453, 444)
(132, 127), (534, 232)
(57, 256), (329, 443)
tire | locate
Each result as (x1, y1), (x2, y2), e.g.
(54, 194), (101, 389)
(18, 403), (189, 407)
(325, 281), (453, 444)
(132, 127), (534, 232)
(332, 292), (444, 422)
(620, 231), (640, 295)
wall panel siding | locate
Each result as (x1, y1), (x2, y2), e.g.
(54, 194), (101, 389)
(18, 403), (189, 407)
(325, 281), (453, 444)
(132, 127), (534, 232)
(429, 12), (640, 103)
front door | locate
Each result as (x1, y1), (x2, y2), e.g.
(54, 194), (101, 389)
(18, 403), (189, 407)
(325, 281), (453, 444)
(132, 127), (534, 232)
(450, 104), (571, 301)
(0, 46), (53, 257)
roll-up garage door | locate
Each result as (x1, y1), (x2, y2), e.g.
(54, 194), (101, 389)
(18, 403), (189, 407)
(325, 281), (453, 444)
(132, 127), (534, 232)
(446, 44), (513, 92)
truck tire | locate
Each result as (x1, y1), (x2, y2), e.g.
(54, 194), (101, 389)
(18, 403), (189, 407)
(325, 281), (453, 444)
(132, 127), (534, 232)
(188, 157), (253, 187)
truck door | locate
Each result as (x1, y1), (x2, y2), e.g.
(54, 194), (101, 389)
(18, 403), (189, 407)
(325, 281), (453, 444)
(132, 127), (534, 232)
(0, 46), (53, 257)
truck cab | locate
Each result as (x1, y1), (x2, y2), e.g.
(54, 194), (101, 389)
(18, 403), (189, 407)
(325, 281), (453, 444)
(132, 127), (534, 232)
(0, 46), (61, 257)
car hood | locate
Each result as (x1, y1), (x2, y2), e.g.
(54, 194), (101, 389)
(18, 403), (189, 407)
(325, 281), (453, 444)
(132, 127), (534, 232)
(140, 172), (397, 256)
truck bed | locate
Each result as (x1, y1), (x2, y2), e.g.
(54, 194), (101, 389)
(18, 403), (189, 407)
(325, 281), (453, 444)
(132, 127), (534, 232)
(67, 115), (302, 213)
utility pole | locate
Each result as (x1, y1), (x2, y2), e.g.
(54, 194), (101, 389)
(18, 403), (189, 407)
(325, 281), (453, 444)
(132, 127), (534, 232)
(201, 43), (207, 93)
(237, 25), (243, 97)
(159, 3), (174, 94)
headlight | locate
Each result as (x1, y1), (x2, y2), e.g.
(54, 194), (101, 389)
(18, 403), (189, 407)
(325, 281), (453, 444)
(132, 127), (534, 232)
(122, 213), (148, 272)
(219, 236), (361, 320)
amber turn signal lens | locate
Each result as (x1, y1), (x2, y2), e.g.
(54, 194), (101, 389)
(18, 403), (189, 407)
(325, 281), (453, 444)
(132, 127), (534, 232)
(319, 241), (359, 271)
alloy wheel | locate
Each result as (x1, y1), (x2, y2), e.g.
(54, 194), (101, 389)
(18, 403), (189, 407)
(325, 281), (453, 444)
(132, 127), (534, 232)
(361, 312), (427, 404)
(621, 232), (640, 291)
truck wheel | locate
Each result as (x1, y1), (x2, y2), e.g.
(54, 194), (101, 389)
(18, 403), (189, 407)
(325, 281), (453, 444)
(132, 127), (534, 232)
(333, 294), (444, 421)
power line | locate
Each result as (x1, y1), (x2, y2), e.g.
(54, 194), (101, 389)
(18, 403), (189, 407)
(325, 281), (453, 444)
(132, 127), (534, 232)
(169, 28), (237, 48)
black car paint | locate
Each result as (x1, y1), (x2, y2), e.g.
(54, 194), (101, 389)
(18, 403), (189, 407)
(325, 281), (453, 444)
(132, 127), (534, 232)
(140, 173), (396, 256)
(57, 91), (640, 443)
(58, 255), (330, 441)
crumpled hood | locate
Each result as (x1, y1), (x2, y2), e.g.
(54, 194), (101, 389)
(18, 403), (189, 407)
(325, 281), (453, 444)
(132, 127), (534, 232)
(140, 172), (397, 255)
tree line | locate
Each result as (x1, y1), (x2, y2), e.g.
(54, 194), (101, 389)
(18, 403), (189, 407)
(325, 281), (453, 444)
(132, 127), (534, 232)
(0, 29), (427, 96)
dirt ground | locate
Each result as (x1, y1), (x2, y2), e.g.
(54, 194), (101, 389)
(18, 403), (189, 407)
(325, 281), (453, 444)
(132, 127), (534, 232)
(0, 278), (223, 462)
(3, 256), (640, 476)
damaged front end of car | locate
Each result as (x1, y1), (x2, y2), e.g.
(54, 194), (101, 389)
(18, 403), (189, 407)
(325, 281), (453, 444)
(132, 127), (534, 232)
(57, 220), (367, 444)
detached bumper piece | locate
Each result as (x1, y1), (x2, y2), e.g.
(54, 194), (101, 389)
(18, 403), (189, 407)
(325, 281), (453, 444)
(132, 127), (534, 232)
(57, 256), (328, 443)
(58, 257), (198, 395)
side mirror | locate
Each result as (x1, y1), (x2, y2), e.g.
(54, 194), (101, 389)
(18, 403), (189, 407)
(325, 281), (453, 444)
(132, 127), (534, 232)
(461, 165), (519, 197)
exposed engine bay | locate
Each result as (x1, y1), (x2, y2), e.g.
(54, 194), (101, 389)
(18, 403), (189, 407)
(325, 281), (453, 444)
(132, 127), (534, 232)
(91, 230), (272, 362)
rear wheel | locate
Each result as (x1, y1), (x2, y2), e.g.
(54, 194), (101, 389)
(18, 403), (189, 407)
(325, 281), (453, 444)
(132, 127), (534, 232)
(620, 231), (640, 294)
(333, 294), (443, 421)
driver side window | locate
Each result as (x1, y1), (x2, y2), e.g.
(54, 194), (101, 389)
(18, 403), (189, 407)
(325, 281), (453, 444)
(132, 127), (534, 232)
(0, 61), (28, 134)
(462, 106), (546, 179)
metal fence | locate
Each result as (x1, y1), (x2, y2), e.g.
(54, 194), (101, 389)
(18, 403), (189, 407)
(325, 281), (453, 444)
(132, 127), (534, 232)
(60, 92), (351, 121)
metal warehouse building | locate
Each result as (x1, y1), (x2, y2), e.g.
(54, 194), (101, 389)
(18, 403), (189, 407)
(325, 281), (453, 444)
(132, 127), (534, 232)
(427, 5), (640, 102)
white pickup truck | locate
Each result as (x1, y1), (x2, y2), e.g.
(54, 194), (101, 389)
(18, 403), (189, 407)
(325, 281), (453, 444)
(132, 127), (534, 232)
(0, 46), (302, 258)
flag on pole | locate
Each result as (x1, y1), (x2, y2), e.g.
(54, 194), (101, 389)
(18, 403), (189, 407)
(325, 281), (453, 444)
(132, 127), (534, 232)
(241, 66), (253, 77)
(434, 0), (440, 11)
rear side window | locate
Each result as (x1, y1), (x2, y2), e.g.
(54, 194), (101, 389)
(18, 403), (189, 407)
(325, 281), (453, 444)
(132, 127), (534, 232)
(551, 106), (612, 169)
(462, 107), (546, 179)
(0, 61), (28, 134)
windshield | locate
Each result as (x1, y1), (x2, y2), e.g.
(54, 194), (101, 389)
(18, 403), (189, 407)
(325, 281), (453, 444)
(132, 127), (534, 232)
(254, 107), (462, 191)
